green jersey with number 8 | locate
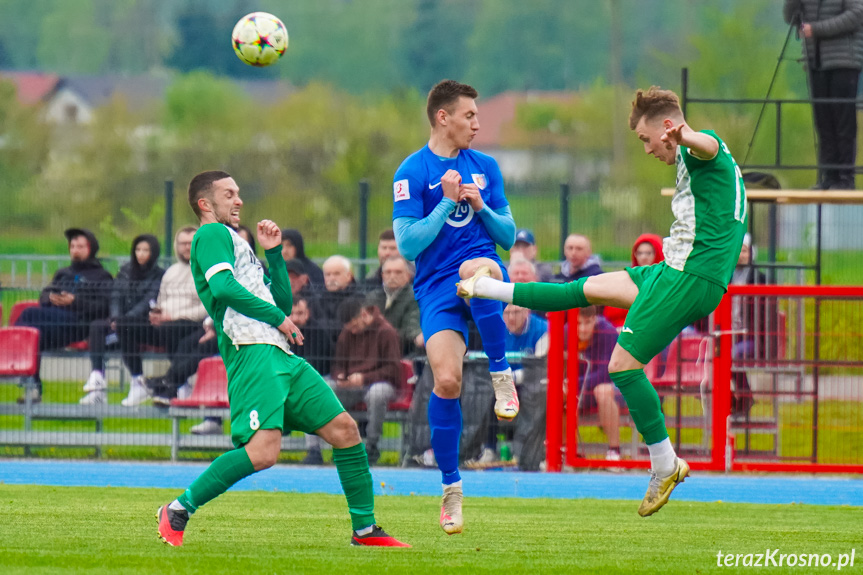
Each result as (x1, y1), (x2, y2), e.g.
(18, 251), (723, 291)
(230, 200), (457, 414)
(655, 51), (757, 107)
(663, 130), (747, 287)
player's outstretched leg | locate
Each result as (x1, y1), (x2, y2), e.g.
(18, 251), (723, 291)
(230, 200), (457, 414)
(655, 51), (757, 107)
(157, 445), (257, 546)
(458, 271), (590, 312)
(459, 262), (518, 421)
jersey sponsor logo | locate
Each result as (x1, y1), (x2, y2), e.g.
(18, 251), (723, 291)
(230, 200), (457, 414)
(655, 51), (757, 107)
(471, 173), (487, 189)
(446, 201), (474, 228)
(393, 179), (410, 202)
(428, 181), (442, 189)
(621, 326), (634, 334)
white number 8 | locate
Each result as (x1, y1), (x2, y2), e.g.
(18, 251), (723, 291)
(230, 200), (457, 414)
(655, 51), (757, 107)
(249, 410), (260, 430)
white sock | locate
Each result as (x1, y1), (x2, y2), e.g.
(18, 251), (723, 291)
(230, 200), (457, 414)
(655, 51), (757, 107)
(647, 437), (677, 477)
(443, 480), (463, 491)
(168, 499), (186, 512)
(475, 277), (515, 303)
(355, 524), (374, 536)
(489, 367), (512, 377)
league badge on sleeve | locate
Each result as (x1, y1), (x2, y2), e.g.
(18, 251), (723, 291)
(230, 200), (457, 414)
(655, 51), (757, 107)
(394, 179), (410, 202)
(471, 174), (487, 189)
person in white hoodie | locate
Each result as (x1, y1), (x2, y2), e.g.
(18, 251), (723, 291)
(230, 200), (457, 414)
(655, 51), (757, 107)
(118, 226), (208, 406)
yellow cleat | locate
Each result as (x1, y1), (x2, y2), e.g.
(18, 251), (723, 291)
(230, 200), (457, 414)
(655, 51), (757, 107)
(456, 265), (491, 299)
(440, 483), (464, 535)
(638, 457), (690, 517)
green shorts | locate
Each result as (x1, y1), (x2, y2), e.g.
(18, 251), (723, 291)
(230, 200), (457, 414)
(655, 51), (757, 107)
(224, 344), (345, 448)
(618, 263), (725, 365)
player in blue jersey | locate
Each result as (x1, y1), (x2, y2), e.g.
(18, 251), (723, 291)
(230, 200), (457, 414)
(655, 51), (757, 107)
(392, 80), (518, 535)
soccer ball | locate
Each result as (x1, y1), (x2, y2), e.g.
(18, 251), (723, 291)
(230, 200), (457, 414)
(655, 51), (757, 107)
(231, 12), (288, 67)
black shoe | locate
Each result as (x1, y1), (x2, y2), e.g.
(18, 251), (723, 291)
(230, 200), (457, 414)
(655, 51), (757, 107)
(17, 390), (41, 404)
(365, 443), (380, 466)
(350, 525), (411, 547)
(828, 179), (855, 190)
(302, 449), (323, 465)
(152, 395), (172, 408)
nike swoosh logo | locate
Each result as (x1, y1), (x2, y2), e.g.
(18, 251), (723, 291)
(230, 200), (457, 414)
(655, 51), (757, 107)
(621, 327), (633, 334)
(429, 181), (442, 189)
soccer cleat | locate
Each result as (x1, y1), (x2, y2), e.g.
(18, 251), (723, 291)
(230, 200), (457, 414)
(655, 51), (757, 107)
(455, 265), (491, 299)
(638, 457), (690, 517)
(156, 505), (189, 547)
(121, 376), (150, 407)
(83, 371), (106, 392)
(440, 483), (464, 535)
(350, 525), (411, 548)
(490, 370), (519, 421)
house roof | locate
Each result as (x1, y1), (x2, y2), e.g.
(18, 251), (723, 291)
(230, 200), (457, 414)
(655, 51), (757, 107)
(0, 71), (61, 105)
(474, 90), (574, 149)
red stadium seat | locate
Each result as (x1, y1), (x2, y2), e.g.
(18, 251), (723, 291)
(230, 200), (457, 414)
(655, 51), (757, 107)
(170, 356), (229, 408)
(8, 300), (39, 327)
(653, 336), (712, 390)
(0, 327), (40, 378)
(387, 360), (415, 411)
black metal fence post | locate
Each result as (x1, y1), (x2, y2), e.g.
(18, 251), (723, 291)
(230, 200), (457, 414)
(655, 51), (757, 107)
(359, 180), (369, 280)
(164, 180), (174, 259)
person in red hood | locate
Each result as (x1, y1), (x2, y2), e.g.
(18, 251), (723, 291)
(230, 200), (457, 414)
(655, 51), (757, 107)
(604, 234), (665, 328)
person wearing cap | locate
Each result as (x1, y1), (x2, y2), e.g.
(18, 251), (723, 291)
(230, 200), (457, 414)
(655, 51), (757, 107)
(15, 227), (114, 403)
(509, 229), (554, 282)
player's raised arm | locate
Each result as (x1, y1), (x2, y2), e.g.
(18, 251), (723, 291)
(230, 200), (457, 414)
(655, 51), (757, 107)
(462, 159), (515, 249)
(257, 219), (293, 316)
(661, 122), (719, 161)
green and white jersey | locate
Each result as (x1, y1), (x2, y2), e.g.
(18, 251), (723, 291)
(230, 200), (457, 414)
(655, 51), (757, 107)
(664, 130), (747, 287)
(191, 223), (291, 355)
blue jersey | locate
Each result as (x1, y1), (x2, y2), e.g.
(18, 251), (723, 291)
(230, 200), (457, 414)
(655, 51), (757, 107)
(392, 145), (509, 301)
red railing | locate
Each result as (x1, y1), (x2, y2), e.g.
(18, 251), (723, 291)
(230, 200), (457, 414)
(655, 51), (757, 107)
(546, 285), (863, 474)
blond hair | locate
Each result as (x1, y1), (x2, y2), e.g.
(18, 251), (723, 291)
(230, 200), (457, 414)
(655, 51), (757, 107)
(629, 86), (683, 130)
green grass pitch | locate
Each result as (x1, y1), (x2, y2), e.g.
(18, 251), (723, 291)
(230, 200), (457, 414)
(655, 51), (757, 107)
(1, 484), (860, 574)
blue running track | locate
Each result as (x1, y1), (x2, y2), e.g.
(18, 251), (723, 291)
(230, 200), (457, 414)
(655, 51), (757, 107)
(1, 459), (860, 506)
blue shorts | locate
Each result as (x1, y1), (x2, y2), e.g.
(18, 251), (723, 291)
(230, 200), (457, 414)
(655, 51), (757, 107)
(418, 265), (509, 344)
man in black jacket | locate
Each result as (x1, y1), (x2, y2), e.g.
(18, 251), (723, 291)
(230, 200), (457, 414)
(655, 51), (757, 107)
(785, 0), (863, 189)
(16, 228), (113, 402)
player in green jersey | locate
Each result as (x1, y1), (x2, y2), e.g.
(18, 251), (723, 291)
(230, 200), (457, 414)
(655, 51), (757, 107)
(457, 87), (746, 517)
(156, 170), (409, 548)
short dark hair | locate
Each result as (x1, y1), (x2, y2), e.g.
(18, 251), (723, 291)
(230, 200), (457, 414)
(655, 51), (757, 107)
(379, 229), (395, 242)
(188, 170), (232, 218)
(338, 295), (370, 325)
(426, 80), (478, 126)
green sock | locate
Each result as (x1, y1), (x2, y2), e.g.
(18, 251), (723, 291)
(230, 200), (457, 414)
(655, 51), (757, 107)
(177, 447), (256, 513)
(513, 278), (589, 311)
(333, 443), (376, 531)
(610, 369), (669, 445)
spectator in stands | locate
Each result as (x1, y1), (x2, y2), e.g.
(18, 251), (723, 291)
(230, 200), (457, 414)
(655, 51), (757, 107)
(569, 306), (623, 461)
(605, 233), (665, 328)
(319, 255), (359, 343)
(15, 228), (113, 403)
(555, 234), (603, 283)
(474, 303), (549, 465)
(80, 234), (164, 405)
(305, 296), (401, 466)
(117, 226), (207, 407)
(285, 258), (322, 318)
(509, 229), (554, 282)
(784, 0), (863, 190)
(507, 257), (538, 284)
(365, 255), (423, 356)
(729, 233), (767, 416)
(362, 229), (400, 291)
(149, 317), (219, 409)
(281, 228), (324, 286)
